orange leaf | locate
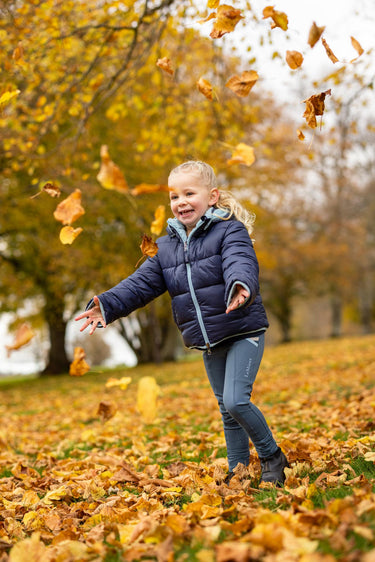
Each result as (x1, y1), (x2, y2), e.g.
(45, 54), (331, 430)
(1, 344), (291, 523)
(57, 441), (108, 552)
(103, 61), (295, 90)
(197, 77), (213, 100)
(97, 400), (118, 422)
(140, 234), (158, 258)
(308, 22), (325, 48)
(5, 323), (34, 356)
(130, 183), (170, 196)
(350, 36), (364, 61)
(59, 225), (83, 245)
(207, 0), (220, 8)
(227, 143), (255, 167)
(150, 205), (166, 236)
(302, 89), (331, 129)
(12, 42), (27, 68)
(210, 4), (244, 38)
(97, 145), (129, 193)
(225, 70), (258, 97)
(321, 38), (339, 63)
(69, 347), (90, 377)
(262, 6), (288, 31)
(53, 189), (85, 225)
(156, 57), (174, 76)
(297, 129), (305, 141)
(286, 50), (304, 69)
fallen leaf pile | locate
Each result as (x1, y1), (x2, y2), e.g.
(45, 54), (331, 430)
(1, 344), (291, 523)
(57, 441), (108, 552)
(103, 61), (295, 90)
(1, 335), (375, 560)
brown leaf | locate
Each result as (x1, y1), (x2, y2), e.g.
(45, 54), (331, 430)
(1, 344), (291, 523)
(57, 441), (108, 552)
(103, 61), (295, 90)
(210, 4), (244, 38)
(53, 189), (85, 225)
(197, 77), (213, 100)
(286, 50), (304, 70)
(140, 234), (158, 258)
(69, 346), (90, 377)
(59, 226), (83, 245)
(262, 6), (288, 31)
(97, 145), (129, 193)
(156, 57), (174, 76)
(297, 129), (305, 141)
(302, 89), (331, 129)
(131, 183), (170, 196)
(227, 143), (255, 167)
(5, 323), (34, 356)
(97, 401), (118, 422)
(150, 205), (166, 236)
(308, 22), (325, 48)
(225, 70), (258, 97)
(42, 182), (61, 197)
(321, 38), (339, 63)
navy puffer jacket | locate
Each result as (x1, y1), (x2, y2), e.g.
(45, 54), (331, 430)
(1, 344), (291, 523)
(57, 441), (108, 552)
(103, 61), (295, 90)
(93, 208), (268, 350)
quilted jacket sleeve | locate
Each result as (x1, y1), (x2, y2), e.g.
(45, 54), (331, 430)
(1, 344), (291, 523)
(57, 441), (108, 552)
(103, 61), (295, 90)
(221, 220), (260, 308)
(92, 253), (167, 325)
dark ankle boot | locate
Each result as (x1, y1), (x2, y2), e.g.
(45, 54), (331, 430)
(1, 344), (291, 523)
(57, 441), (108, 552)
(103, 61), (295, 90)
(224, 472), (234, 485)
(259, 447), (289, 487)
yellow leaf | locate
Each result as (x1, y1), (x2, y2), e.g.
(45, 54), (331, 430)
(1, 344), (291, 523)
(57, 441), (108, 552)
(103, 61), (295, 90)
(69, 346), (90, 376)
(262, 6), (288, 31)
(97, 145), (129, 193)
(225, 70), (258, 97)
(197, 77), (214, 100)
(227, 143), (255, 167)
(137, 376), (160, 423)
(59, 225), (83, 245)
(150, 205), (166, 236)
(5, 323), (34, 356)
(53, 189), (85, 225)
(0, 89), (21, 106)
(9, 532), (47, 562)
(131, 183), (170, 196)
(286, 50), (304, 69)
(105, 376), (132, 390)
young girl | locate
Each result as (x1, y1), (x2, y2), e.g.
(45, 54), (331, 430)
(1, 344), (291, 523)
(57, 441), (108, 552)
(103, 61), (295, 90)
(75, 161), (289, 486)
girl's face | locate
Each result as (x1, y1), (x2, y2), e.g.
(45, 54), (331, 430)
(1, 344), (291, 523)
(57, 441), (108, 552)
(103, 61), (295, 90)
(169, 171), (219, 234)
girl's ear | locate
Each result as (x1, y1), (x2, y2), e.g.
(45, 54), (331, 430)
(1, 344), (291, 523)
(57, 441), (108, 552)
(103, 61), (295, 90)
(209, 188), (219, 206)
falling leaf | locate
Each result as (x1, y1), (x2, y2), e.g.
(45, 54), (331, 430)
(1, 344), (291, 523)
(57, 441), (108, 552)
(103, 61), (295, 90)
(150, 205), (166, 236)
(286, 50), (304, 70)
(69, 347), (90, 377)
(308, 22), (325, 48)
(12, 42), (27, 68)
(197, 77), (213, 100)
(227, 143), (255, 166)
(9, 532), (47, 562)
(59, 225), (83, 245)
(0, 89), (21, 107)
(262, 6), (288, 31)
(53, 189), (85, 225)
(97, 145), (129, 193)
(225, 70), (258, 97)
(5, 323), (34, 356)
(30, 181), (61, 199)
(297, 129), (305, 141)
(131, 183), (170, 196)
(97, 400), (118, 422)
(105, 376), (132, 390)
(302, 89), (331, 129)
(137, 376), (160, 423)
(321, 38), (339, 63)
(140, 234), (158, 258)
(210, 5), (244, 38)
(350, 36), (364, 61)
(156, 57), (174, 76)
(207, 0), (220, 8)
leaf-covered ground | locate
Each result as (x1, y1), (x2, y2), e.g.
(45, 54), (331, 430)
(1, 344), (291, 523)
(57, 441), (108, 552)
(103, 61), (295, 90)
(1, 335), (375, 562)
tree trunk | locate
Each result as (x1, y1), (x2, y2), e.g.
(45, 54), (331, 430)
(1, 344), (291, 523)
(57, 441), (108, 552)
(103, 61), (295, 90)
(330, 293), (342, 338)
(42, 297), (70, 375)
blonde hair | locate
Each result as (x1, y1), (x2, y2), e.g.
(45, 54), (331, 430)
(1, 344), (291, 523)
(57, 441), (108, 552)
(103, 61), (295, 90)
(168, 160), (255, 237)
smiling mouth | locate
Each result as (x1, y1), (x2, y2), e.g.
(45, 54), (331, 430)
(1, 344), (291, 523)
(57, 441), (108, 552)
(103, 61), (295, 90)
(179, 209), (194, 217)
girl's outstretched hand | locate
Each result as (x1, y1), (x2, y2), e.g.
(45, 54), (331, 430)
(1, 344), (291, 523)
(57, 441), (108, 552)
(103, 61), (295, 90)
(226, 284), (250, 314)
(75, 296), (106, 335)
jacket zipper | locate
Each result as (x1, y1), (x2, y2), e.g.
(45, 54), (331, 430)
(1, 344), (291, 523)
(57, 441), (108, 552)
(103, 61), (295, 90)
(184, 240), (212, 354)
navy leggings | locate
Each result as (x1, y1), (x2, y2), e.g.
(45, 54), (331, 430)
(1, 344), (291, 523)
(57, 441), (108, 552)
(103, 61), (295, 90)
(203, 334), (278, 471)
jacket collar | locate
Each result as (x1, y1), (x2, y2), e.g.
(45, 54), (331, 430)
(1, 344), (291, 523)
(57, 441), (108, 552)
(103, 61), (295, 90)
(167, 207), (229, 241)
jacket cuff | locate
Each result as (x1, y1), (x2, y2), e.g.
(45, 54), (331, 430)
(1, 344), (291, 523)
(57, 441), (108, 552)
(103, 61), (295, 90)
(226, 282), (251, 309)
